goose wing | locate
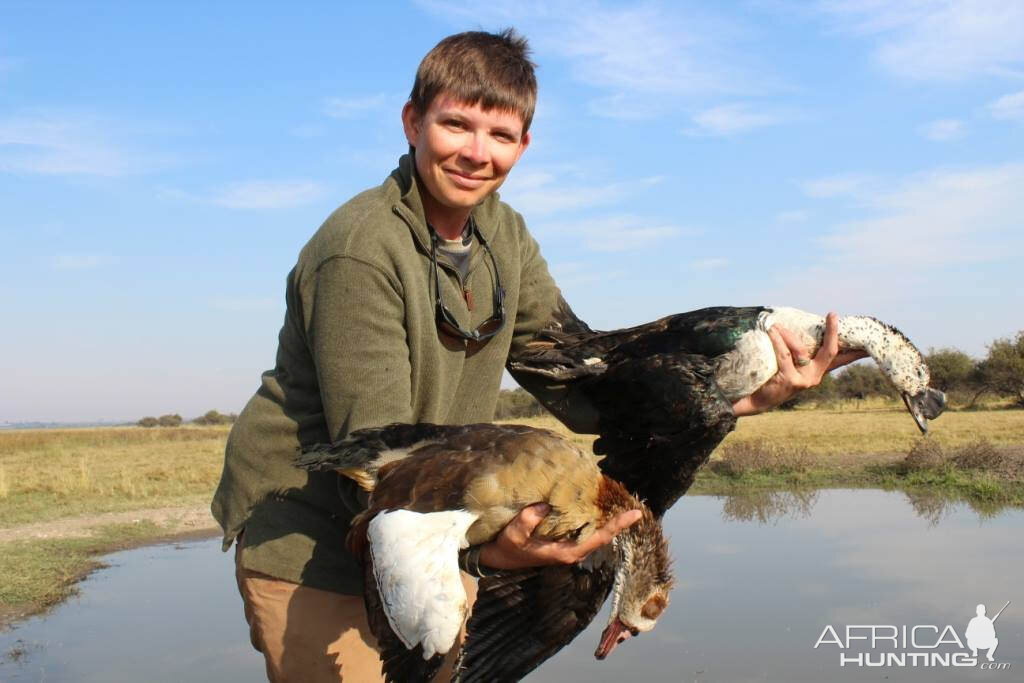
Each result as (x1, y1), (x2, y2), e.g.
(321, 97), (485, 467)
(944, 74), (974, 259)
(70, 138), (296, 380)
(453, 558), (615, 683)
(510, 299), (751, 516)
(363, 508), (480, 683)
(585, 352), (736, 516)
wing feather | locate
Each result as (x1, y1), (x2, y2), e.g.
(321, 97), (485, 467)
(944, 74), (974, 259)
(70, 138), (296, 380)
(453, 561), (615, 683)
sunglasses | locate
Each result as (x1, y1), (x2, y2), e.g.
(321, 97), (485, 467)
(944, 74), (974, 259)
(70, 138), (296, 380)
(430, 220), (505, 343)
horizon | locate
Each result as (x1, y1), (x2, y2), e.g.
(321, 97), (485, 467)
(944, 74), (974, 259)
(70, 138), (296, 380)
(3, 1), (1023, 422)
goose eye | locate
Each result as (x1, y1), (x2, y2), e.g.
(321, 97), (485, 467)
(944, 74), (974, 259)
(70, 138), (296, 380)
(641, 594), (667, 620)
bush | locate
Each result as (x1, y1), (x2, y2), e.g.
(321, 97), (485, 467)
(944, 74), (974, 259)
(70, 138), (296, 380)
(711, 439), (812, 476)
(976, 332), (1024, 406)
(158, 413), (183, 427)
(193, 410), (230, 426)
(925, 347), (976, 393)
(136, 416), (159, 428)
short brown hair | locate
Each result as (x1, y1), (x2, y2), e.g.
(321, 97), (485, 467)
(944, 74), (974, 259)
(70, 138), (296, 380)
(409, 29), (537, 133)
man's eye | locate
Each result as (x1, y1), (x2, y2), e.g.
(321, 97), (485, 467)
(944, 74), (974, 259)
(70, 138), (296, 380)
(445, 119), (466, 129)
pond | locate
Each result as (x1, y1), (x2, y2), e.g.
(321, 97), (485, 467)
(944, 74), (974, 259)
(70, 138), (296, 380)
(2, 489), (1021, 682)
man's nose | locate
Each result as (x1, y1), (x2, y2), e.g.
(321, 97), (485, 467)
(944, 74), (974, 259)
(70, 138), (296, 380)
(460, 132), (488, 165)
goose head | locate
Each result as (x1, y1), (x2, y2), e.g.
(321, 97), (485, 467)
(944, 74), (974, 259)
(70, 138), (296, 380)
(594, 509), (674, 660)
(843, 317), (947, 434)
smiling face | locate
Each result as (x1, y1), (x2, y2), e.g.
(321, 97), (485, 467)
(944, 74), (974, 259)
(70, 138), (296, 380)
(402, 94), (530, 236)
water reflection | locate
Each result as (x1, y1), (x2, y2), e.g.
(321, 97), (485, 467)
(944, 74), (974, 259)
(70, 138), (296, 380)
(1, 491), (1021, 682)
(717, 487), (1016, 527)
(720, 489), (819, 524)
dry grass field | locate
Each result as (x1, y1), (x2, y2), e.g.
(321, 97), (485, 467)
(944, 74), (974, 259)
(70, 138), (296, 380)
(0, 426), (229, 528)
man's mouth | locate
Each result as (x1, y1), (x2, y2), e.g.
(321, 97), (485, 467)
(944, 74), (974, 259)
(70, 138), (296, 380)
(444, 168), (488, 189)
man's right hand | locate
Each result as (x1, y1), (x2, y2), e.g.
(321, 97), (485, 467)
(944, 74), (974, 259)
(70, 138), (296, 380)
(477, 502), (642, 570)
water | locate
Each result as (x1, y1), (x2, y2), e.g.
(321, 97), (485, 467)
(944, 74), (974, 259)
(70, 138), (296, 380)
(2, 490), (1021, 682)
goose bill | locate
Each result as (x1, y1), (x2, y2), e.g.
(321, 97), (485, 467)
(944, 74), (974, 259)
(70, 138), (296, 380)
(901, 388), (947, 435)
(595, 618), (634, 660)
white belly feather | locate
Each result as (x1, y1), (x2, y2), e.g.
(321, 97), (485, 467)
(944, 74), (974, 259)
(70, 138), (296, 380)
(713, 307), (826, 401)
(368, 509), (479, 659)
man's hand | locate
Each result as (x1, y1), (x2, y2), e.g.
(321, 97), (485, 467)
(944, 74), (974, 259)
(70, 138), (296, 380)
(477, 503), (642, 570)
(731, 312), (868, 417)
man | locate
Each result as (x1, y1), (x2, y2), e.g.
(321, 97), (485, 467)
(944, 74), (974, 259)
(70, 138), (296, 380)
(212, 29), (852, 682)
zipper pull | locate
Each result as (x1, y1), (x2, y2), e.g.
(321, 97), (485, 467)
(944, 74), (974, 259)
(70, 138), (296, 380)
(463, 286), (474, 311)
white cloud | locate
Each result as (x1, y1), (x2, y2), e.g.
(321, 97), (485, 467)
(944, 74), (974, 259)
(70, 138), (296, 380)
(415, 0), (775, 116)
(986, 90), (1024, 121)
(687, 102), (795, 136)
(920, 118), (965, 141)
(500, 170), (662, 216)
(0, 112), (160, 176)
(210, 180), (326, 209)
(816, 0), (1024, 81)
(51, 253), (114, 270)
(536, 214), (688, 253)
(798, 173), (871, 198)
(324, 93), (397, 119)
(818, 163), (1024, 267)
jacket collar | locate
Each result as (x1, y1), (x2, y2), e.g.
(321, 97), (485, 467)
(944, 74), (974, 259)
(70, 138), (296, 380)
(388, 151), (500, 255)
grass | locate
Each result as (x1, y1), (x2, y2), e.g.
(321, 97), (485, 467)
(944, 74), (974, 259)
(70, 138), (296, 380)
(0, 521), (165, 626)
(0, 426), (229, 528)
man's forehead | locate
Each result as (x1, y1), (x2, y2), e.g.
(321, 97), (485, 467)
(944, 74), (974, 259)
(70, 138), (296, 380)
(428, 94), (526, 128)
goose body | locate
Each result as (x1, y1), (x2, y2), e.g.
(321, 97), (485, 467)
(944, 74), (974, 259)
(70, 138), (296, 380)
(509, 303), (946, 515)
(298, 423), (673, 683)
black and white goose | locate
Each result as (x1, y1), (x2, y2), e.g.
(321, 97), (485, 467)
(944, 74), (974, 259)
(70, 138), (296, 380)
(298, 422), (674, 683)
(509, 303), (947, 516)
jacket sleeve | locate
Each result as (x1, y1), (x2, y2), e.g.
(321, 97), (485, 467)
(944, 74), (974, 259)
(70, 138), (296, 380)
(306, 255), (414, 441)
(506, 222), (602, 434)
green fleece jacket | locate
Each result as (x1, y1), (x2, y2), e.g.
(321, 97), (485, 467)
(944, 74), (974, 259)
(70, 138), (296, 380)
(211, 153), (592, 595)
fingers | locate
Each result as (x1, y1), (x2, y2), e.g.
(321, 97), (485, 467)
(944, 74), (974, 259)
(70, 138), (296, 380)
(572, 509), (643, 557)
(767, 326), (796, 373)
(506, 502), (550, 543)
(774, 325), (811, 366)
(814, 312), (840, 367)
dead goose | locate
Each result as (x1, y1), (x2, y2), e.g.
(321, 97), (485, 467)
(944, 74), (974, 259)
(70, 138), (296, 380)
(509, 303), (947, 516)
(297, 422), (674, 683)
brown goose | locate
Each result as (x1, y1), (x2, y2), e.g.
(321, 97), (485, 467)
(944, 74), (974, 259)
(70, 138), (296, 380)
(297, 422), (674, 683)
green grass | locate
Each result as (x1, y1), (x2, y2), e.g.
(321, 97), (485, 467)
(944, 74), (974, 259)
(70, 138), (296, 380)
(0, 521), (165, 625)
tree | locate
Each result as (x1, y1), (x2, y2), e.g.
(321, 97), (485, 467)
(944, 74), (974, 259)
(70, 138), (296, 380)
(193, 410), (228, 425)
(158, 413), (183, 427)
(834, 363), (896, 400)
(976, 332), (1024, 406)
(925, 347), (975, 393)
(137, 416), (159, 428)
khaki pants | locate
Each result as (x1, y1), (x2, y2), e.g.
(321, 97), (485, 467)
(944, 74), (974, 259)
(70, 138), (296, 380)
(234, 538), (477, 682)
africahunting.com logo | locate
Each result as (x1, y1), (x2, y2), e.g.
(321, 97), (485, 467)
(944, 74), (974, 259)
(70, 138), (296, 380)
(814, 601), (1011, 670)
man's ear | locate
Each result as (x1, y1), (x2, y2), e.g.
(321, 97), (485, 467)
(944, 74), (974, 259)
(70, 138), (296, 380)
(401, 101), (421, 147)
(513, 130), (531, 164)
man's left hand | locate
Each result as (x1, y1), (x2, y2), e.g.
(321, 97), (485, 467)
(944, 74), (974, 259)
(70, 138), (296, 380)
(731, 311), (867, 417)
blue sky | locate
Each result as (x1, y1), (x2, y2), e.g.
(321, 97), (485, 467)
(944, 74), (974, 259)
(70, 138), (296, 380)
(2, 1), (1022, 422)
